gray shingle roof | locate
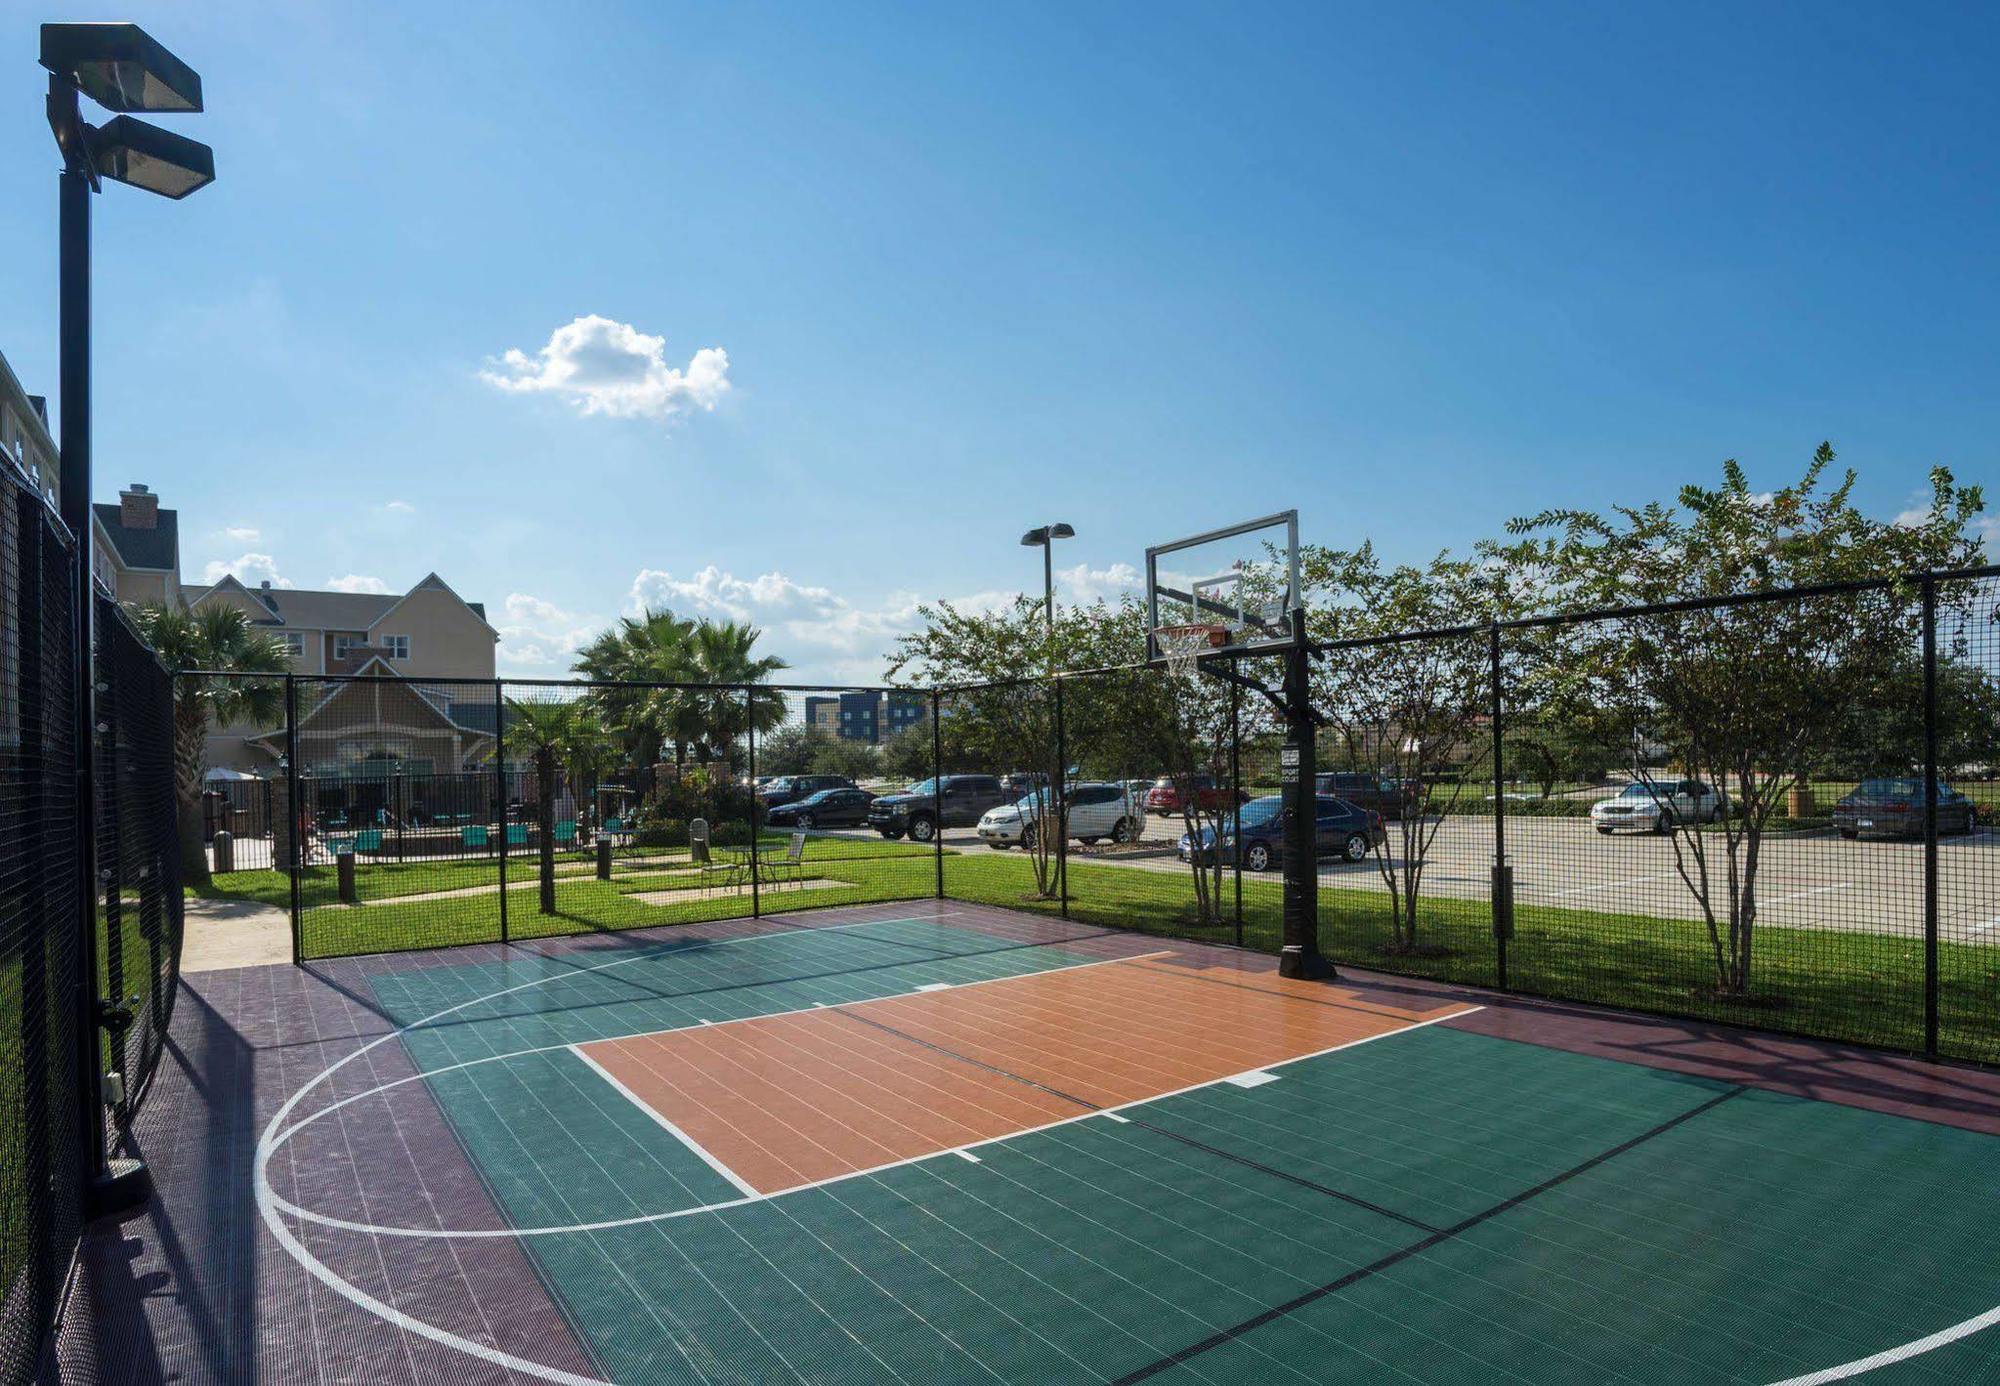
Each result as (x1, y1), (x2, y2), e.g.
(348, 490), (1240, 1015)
(93, 503), (178, 570)
(184, 583), (399, 630)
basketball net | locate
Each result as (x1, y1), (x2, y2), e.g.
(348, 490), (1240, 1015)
(1153, 622), (1230, 684)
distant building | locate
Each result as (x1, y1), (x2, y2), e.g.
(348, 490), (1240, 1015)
(189, 571), (500, 774)
(92, 483), (183, 607)
(802, 690), (929, 745)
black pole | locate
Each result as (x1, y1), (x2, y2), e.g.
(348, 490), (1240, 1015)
(1054, 678), (1068, 919)
(284, 675), (301, 964)
(1230, 675), (1242, 946)
(1278, 611), (1330, 980)
(494, 680), (509, 946)
(1490, 624), (1511, 991)
(746, 689), (760, 920)
(1043, 538), (1056, 660)
(931, 690), (945, 900)
(1922, 576), (1939, 1059)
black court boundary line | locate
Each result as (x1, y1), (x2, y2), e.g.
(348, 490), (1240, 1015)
(1110, 1084), (1746, 1384)
(833, 1006), (1441, 1234)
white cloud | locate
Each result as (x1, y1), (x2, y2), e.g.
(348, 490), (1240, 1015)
(325, 574), (393, 594)
(379, 499), (415, 516)
(202, 553), (291, 588)
(222, 525), (260, 543)
(496, 592), (605, 674)
(482, 315), (731, 422)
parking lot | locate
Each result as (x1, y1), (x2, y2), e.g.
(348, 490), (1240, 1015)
(823, 812), (2000, 943)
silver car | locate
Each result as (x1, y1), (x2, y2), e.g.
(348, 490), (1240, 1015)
(978, 783), (1142, 850)
(1591, 779), (1724, 834)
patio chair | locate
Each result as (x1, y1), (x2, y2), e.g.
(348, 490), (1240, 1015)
(505, 824), (529, 849)
(554, 820), (578, 850)
(460, 824), (490, 852)
(689, 818), (745, 894)
(355, 829), (383, 854)
(757, 832), (808, 892)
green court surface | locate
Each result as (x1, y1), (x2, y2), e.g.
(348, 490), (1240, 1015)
(263, 915), (2000, 1384)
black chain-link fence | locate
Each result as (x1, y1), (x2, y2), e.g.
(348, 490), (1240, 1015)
(0, 468), (84, 1386)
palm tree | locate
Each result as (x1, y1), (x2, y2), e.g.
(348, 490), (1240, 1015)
(127, 603), (291, 888)
(504, 699), (587, 914)
(574, 608), (694, 765)
(678, 620), (788, 763)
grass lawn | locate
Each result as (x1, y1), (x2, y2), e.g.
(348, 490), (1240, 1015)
(198, 838), (2000, 1067)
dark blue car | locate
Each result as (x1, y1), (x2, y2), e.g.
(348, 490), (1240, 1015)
(1177, 794), (1384, 871)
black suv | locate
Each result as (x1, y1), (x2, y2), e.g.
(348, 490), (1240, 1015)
(1314, 772), (1421, 820)
(867, 775), (1011, 843)
(759, 774), (856, 810)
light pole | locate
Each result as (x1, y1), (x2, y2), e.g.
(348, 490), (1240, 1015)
(1018, 523), (1075, 670)
(41, 20), (213, 1219)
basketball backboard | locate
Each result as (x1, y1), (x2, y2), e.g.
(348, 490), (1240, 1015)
(1145, 510), (1300, 664)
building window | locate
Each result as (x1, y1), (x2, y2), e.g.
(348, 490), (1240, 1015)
(277, 632), (305, 659)
(382, 634), (411, 660)
(332, 634), (361, 659)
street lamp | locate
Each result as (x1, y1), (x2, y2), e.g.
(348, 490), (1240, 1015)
(40, 20), (213, 1219)
(1019, 523), (1075, 667)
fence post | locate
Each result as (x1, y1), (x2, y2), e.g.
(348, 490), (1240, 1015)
(932, 690), (945, 901)
(1230, 675), (1243, 946)
(393, 767), (405, 863)
(97, 655), (126, 1094)
(1490, 624), (1511, 992)
(495, 679), (509, 946)
(746, 687), (760, 920)
(284, 674), (302, 965)
(1054, 678), (1069, 919)
(1923, 576), (1939, 1059)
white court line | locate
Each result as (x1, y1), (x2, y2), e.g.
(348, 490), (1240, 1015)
(272, 998), (1483, 1241)
(1765, 1303), (2000, 1384)
(265, 947), (1179, 1230)
(1223, 1071), (1280, 1090)
(1763, 883), (1852, 907)
(1972, 916), (2000, 935)
(568, 1044), (759, 1199)
(953, 1150), (982, 1164)
(915, 982), (953, 992)
(253, 909), (986, 1386)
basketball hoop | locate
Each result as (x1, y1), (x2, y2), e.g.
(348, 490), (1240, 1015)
(1152, 622), (1230, 681)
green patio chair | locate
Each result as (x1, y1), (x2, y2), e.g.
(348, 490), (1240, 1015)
(355, 829), (383, 854)
(554, 820), (578, 849)
(460, 825), (490, 851)
(505, 824), (529, 848)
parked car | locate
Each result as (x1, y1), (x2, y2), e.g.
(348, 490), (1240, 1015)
(1832, 778), (1980, 840)
(1177, 794), (1385, 870)
(759, 774), (856, 810)
(1144, 774), (1245, 817)
(765, 786), (876, 829)
(978, 782), (1142, 850)
(1590, 779), (1724, 834)
(866, 774), (1012, 843)
(1314, 772), (1422, 820)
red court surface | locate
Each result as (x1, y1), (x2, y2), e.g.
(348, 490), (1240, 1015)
(575, 949), (1478, 1194)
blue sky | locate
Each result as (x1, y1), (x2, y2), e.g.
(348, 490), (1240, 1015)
(3, 0), (1995, 683)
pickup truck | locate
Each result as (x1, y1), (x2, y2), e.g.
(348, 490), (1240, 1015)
(866, 774), (1012, 843)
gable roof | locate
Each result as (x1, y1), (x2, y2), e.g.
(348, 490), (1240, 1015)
(370, 572), (498, 639)
(185, 576), (488, 632)
(92, 503), (179, 571)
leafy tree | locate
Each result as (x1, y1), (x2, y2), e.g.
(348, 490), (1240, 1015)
(1301, 545), (1504, 954)
(758, 724), (834, 776)
(880, 719), (935, 783)
(1828, 650), (2000, 779)
(1504, 715), (1620, 800)
(128, 603), (290, 887)
(809, 735), (882, 782)
(1491, 449), (1985, 996)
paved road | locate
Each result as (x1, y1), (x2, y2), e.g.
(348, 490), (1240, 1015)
(831, 813), (2000, 943)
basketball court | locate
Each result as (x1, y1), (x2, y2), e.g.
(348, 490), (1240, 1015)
(74, 899), (2000, 1384)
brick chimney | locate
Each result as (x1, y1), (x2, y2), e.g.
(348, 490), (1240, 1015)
(119, 483), (158, 530)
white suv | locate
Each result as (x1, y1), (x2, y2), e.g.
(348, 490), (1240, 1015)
(979, 783), (1142, 850)
(1591, 779), (1724, 834)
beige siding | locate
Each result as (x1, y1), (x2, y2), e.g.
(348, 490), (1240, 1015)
(368, 585), (496, 680)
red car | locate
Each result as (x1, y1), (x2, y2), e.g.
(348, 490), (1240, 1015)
(1144, 774), (1243, 817)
